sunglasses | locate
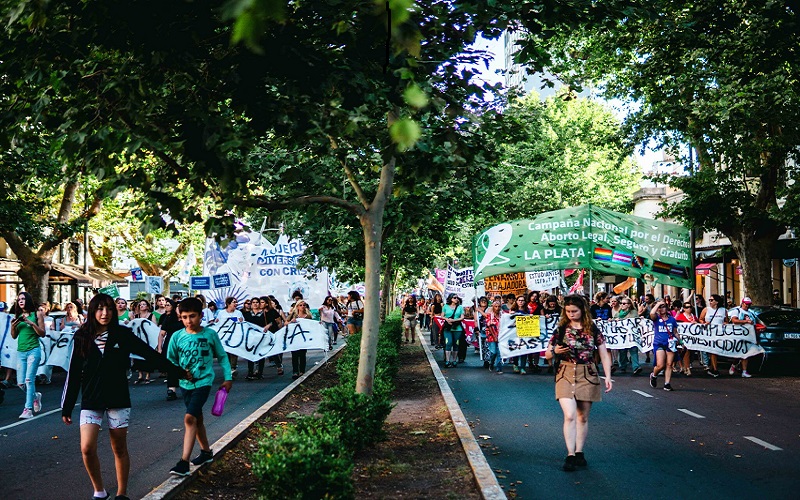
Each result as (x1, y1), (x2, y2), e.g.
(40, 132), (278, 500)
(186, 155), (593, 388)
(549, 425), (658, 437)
(683, 304), (692, 308)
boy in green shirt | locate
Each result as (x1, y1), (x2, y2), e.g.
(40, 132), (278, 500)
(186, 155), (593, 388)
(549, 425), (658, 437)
(167, 297), (233, 476)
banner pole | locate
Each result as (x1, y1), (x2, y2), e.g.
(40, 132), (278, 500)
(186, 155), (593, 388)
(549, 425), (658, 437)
(589, 269), (594, 297)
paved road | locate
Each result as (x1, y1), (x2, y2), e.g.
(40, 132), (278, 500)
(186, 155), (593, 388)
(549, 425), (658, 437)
(0, 349), (334, 500)
(437, 342), (800, 499)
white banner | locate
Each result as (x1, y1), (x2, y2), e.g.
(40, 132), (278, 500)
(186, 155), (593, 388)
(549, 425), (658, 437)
(213, 317), (328, 362)
(525, 270), (561, 291)
(1, 314), (328, 372)
(444, 266), (479, 304)
(497, 314), (765, 360)
(204, 232), (330, 308)
(1, 313), (77, 371)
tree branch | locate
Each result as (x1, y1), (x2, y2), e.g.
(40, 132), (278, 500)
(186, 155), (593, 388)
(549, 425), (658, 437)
(234, 195), (365, 217)
(163, 240), (188, 271)
(370, 156), (396, 214)
(340, 158), (370, 209)
(1, 231), (37, 264)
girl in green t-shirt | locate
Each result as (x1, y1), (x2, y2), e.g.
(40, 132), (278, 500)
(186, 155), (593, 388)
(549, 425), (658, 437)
(10, 291), (46, 419)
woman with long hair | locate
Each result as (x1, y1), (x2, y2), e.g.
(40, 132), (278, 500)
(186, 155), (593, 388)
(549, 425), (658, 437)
(674, 299), (699, 376)
(545, 294), (613, 472)
(441, 294), (465, 368)
(287, 300), (313, 379)
(429, 293), (444, 348)
(320, 296), (342, 349)
(158, 298), (184, 400)
(699, 294), (726, 377)
(11, 291), (46, 419)
(263, 296), (285, 376)
(345, 291), (364, 336)
(131, 300), (155, 385)
(61, 293), (186, 500)
(649, 299), (682, 391)
(60, 301), (85, 331)
(510, 295), (532, 374)
(485, 299), (504, 374)
(402, 296), (418, 343)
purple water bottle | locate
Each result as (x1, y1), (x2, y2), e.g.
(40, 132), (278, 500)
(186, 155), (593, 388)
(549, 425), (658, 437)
(211, 387), (228, 417)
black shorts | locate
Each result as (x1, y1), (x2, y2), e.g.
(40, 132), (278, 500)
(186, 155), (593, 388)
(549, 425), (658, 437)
(182, 385), (211, 418)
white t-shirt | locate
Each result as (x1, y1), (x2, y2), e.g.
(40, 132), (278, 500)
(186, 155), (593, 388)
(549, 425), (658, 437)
(706, 306), (727, 325)
(215, 309), (244, 325)
(346, 300), (363, 318)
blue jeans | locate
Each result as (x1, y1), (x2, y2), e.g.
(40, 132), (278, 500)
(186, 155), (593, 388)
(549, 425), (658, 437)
(17, 348), (42, 410)
(487, 342), (502, 372)
(618, 347), (640, 371)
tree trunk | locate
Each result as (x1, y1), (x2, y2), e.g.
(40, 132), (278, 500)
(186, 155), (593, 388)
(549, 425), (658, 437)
(380, 253), (394, 322)
(354, 157), (395, 396)
(729, 231), (780, 306)
(17, 256), (53, 304)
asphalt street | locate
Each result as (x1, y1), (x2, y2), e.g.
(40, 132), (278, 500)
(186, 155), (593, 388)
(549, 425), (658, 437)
(0, 349), (333, 500)
(439, 343), (800, 499)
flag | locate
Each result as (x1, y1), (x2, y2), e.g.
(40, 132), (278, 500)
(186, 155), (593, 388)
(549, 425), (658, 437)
(568, 270), (585, 294)
(613, 277), (637, 294)
(178, 246), (196, 285)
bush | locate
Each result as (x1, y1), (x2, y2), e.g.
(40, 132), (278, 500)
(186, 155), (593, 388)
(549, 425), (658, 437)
(318, 385), (395, 453)
(251, 417), (354, 500)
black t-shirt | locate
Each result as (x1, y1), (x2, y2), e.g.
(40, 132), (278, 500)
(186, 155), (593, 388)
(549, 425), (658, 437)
(264, 308), (281, 333)
(248, 310), (267, 328)
(542, 304), (562, 317)
(158, 314), (184, 335)
(590, 304), (612, 320)
(403, 304), (417, 315)
(432, 303), (443, 315)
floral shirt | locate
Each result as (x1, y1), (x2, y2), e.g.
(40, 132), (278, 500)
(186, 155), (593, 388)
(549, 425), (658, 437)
(485, 311), (501, 342)
(549, 326), (605, 365)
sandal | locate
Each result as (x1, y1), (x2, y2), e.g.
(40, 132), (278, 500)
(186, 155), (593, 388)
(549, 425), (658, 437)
(144, 378), (152, 384)
(134, 378), (144, 385)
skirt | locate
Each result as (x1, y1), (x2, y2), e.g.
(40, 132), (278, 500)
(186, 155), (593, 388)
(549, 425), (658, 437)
(555, 362), (602, 402)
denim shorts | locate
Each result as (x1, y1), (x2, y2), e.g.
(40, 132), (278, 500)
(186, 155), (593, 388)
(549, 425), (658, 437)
(347, 317), (362, 327)
(182, 385), (212, 418)
(80, 408), (131, 429)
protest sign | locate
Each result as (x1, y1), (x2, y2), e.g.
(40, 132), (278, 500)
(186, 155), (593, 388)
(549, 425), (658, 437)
(99, 284), (120, 299)
(525, 270), (560, 291)
(473, 205), (693, 288)
(131, 267), (144, 281)
(145, 276), (164, 294)
(190, 276), (212, 290)
(1, 313), (77, 371)
(204, 232), (329, 307)
(515, 315), (541, 338)
(212, 273), (232, 289)
(214, 317), (328, 362)
(497, 313), (764, 360)
(444, 266), (477, 303)
(483, 272), (527, 299)
(431, 317), (477, 346)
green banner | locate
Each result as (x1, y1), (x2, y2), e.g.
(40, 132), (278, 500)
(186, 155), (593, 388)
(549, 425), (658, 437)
(98, 284), (121, 299)
(472, 205), (693, 288)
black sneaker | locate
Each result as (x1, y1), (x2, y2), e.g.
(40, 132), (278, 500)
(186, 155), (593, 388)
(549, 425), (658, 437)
(562, 455), (576, 472)
(632, 367), (643, 376)
(169, 459), (190, 476)
(649, 373), (657, 388)
(663, 383), (674, 392)
(115, 496), (131, 500)
(574, 452), (587, 467)
(166, 389), (177, 401)
(708, 369), (720, 378)
(190, 449), (214, 466)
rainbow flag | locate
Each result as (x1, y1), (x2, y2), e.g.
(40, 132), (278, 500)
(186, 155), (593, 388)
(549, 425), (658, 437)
(652, 260), (672, 275)
(593, 247), (613, 262)
(670, 265), (688, 278)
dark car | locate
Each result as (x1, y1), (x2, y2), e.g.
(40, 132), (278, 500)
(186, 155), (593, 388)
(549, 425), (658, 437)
(750, 306), (800, 356)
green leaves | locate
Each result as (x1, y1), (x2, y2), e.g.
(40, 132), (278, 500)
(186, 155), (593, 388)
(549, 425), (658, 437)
(389, 117), (422, 151)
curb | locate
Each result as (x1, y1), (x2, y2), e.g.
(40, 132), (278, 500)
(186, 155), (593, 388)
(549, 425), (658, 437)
(142, 342), (348, 500)
(418, 330), (506, 500)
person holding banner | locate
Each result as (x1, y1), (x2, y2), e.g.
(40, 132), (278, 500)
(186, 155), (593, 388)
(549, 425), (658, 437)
(545, 294), (613, 472)
(441, 294), (465, 368)
(649, 299), (682, 391)
(216, 297), (244, 379)
(699, 294), (726, 378)
(429, 293), (444, 348)
(485, 300), (503, 374)
(728, 297), (755, 378)
(287, 301), (313, 378)
(11, 291), (46, 419)
(510, 295), (532, 374)
(62, 293), (189, 500)
(614, 297), (642, 375)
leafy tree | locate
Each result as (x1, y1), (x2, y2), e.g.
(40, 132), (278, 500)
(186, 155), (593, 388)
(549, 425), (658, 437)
(522, 1), (800, 304)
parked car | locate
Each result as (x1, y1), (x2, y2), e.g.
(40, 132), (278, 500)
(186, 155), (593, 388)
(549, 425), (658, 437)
(750, 306), (800, 356)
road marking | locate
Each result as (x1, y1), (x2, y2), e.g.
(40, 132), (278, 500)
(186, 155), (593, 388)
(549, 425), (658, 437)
(0, 408), (60, 432)
(743, 436), (782, 451)
(677, 408), (706, 419)
(632, 390), (653, 398)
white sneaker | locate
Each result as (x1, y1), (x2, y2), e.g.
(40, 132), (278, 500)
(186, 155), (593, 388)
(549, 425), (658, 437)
(19, 408), (33, 419)
(742, 371), (752, 378)
(729, 365), (737, 376)
(33, 392), (42, 413)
